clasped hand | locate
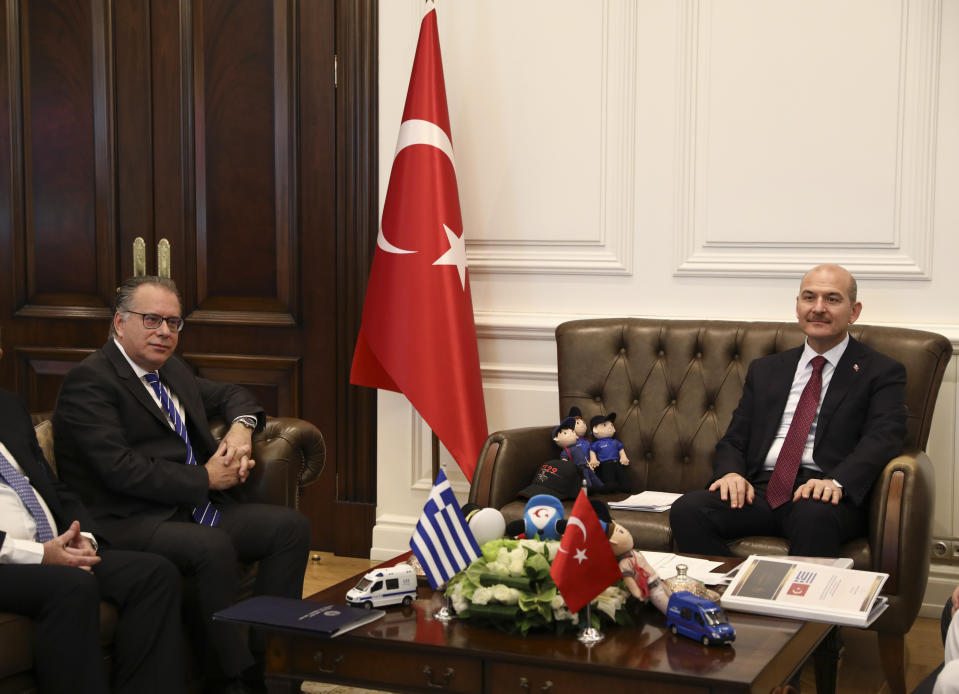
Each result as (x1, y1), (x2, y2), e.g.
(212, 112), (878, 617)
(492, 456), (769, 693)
(204, 423), (256, 490)
(41, 520), (100, 571)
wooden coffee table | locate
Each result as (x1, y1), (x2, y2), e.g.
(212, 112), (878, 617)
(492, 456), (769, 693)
(265, 556), (837, 694)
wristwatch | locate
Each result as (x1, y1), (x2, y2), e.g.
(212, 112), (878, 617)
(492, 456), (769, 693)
(233, 415), (257, 430)
(81, 532), (99, 552)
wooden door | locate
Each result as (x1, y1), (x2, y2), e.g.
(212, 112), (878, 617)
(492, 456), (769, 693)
(0, 0), (378, 556)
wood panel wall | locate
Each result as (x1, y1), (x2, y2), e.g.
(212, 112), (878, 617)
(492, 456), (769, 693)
(0, 0), (379, 556)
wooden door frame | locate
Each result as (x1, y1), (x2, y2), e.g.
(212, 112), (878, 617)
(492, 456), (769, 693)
(332, 0), (379, 555)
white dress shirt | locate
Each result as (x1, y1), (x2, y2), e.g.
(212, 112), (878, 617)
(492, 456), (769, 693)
(113, 338), (188, 427)
(113, 338), (257, 432)
(0, 441), (58, 564)
(763, 334), (850, 472)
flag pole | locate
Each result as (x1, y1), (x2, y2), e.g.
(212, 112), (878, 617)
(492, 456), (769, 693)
(432, 464), (455, 622)
(577, 478), (604, 644)
(431, 431), (440, 481)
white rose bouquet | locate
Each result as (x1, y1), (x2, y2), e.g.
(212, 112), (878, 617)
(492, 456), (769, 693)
(445, 538), (631, 635)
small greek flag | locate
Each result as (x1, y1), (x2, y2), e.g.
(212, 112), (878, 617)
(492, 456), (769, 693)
(410, 469), (480, 589)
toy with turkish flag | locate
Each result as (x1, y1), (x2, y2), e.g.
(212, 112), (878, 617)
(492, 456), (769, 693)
(549, 490), (623, 613)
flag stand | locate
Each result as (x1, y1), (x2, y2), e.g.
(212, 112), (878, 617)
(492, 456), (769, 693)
(578, 603), (605, 644)
(433, 594), (455, 623)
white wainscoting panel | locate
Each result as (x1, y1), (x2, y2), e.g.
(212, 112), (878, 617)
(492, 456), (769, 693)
(675, 0), (941, 280)
(432, 1), (635, 275)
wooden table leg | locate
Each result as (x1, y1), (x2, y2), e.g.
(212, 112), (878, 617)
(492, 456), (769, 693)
(812, 627), (842, 694)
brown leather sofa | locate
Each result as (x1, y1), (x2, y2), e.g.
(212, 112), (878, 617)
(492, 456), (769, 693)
(469, 318), (952, 694)
(0, 414), (325, 694)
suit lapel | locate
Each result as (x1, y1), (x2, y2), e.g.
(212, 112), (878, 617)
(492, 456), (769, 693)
(0, 398), (65, 523)
(159, 360), (209, 434)
(815, 336), (866, 445)
(756, 347), (803, 457)
(104, 340), (172, 430)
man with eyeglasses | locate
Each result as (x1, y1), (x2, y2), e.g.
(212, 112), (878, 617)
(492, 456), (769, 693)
(51, 276), (310, 694)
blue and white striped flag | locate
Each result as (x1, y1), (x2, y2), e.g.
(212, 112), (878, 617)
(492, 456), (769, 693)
(410, 469), (481, 589)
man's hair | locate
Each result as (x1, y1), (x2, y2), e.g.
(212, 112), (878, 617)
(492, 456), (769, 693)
(847, 274), (858, 304)
(109, 276), (182, 338)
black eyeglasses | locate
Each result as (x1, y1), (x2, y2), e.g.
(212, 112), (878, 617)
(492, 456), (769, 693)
(126, 310), (185, 333)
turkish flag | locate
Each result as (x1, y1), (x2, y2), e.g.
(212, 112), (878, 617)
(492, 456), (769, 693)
(550, 491), (623, 613)
(350, 1), (488, 481)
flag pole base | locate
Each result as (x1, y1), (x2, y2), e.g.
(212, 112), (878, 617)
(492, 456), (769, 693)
(577, 604), (604, 645)
(433, 595), (455, 622)
(578, 626), (605, 645)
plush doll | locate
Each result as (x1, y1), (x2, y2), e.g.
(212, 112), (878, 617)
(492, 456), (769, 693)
(606, 521), (672, 615)
(553, 416), (602, 489)
(567, 406), (597, 470)
(504, 494), (566, 540)
(589, 413), (630, 493)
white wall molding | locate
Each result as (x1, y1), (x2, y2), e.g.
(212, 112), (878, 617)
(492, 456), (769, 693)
(466, 1), (636, 276)
(674, 0), (942, 280)
(474, 309), (959, 349)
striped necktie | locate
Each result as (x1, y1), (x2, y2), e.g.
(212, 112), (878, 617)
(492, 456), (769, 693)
(144, 372), (220, 526)
(0, 449), (56, 542)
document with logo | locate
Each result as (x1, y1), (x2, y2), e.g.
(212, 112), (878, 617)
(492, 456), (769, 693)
(214, 596), (385, 637)
(719, 555), (888, 627)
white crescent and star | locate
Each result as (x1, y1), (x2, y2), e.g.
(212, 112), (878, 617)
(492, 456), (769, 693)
(376, 118), (469, 291)
(559, 517), (590, 563)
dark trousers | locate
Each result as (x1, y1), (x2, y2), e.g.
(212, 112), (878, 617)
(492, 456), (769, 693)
(141, 502), (310, 680)
(669, 471), (867, 557)
(0, 549), (183, 694)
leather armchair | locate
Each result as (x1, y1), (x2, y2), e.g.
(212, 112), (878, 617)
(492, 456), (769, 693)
(469, 318), (952, 694)
(0, 414), (325, 694)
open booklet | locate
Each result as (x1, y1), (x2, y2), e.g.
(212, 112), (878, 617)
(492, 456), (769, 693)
(720, 555), (888, 628)
(214, 596), (385, 638)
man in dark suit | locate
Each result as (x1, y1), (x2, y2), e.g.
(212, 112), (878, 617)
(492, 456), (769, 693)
(52, 276), (310, 694)
(0, 363), (183, 694)
(670, 264), (907, 557)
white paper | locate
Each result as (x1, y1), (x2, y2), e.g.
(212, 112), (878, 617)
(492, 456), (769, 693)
(608, 491), (683, 511)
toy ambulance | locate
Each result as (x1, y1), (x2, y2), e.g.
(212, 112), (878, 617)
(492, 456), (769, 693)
(666, 591), (735, 645)
(346, 564), (418, 609)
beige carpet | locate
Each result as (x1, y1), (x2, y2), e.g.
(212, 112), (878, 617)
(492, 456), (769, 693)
(300, 683), (396, 694)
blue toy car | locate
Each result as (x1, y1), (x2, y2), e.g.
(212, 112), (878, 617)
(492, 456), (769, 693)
(666, 591), (735, 646)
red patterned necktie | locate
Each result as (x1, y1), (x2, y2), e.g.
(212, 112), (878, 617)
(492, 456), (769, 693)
(766, 355), (827, 509)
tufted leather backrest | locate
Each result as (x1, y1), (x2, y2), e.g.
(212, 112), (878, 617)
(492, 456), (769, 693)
(556, 318), (953, 495)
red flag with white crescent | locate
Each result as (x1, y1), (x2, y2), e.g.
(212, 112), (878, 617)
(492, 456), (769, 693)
(550, 491), (622, 613)
(350, 1), (488, 480)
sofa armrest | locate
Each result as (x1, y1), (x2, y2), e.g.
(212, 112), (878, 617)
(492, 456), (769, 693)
(210, 416), (326, 510)
(468, 426), (556, 509)
(866, 448), (934, 635)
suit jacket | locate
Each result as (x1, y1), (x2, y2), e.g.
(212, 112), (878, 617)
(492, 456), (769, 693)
(713, 336), (907, 507)
(0, 390), (97, 553)
(52, 340), (264, 549)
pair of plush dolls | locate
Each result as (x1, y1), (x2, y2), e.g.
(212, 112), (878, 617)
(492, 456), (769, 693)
(552, 407), (630, 492)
